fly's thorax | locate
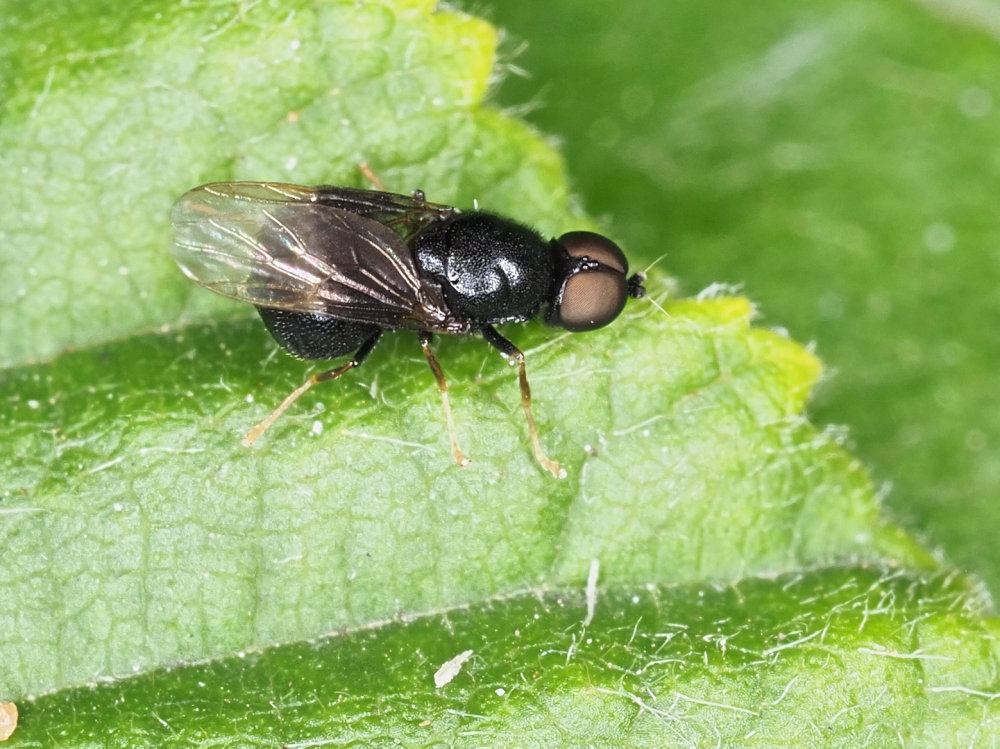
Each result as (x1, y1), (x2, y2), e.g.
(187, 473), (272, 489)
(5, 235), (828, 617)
(412, 212), (557, 325)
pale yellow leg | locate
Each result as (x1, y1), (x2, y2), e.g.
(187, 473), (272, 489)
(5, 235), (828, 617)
(511, 351), (564, 478)
(358, 162), (387, 191)
(242, 360), (358, 447)
(243, 333), (381, 447)
(420, 333), (470, 467)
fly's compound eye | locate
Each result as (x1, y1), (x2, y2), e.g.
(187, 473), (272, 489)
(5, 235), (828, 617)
(550, 231), (630, 332)
(553, 269), (628, 332)
(559, 231), (628, 273)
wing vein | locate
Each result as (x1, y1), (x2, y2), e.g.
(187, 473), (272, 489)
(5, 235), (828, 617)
(171, 182), (454, 330)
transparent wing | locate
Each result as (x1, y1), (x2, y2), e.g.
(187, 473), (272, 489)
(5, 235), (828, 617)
(170, 182), (457, 330)
(311, 184), (459, 240)
(186, 181), (458, 239)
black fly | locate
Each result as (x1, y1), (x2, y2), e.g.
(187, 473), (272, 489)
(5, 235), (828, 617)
(171, 176), (646, 477)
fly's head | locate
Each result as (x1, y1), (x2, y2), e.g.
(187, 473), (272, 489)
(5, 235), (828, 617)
(546, 231), (646, 333)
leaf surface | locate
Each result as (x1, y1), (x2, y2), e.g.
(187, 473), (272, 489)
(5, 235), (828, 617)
(0, 0), (995, 745)
(484, 0), (1000, 591)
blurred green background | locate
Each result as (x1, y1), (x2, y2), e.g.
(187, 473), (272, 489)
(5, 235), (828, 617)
(458, 0), (1000, 592)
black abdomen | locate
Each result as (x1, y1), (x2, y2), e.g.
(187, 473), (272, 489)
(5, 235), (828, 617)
(257, 308), (380, 360)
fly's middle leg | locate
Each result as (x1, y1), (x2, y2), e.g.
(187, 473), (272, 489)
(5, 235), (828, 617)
(419, 331), (470, 467)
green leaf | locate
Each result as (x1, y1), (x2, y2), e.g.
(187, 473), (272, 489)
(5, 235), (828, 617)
(0, 0), (996, 744)
(2, 295), (928, 699)
(481, 0), (1000, 592)
(11, 569), (1000, 746)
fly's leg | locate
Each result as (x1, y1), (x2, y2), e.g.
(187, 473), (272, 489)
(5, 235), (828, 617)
(358, 162), (387, 191)
(419, 331), (470, 467)
(358, 162), (426, 204)
(243, 332), (382, 447)
(481, 325), (564, 478)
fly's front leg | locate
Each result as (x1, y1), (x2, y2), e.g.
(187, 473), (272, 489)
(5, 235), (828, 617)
(243, 332), (382, 447)
(419, 332), (470, 467)
(481, 326), (564, 478)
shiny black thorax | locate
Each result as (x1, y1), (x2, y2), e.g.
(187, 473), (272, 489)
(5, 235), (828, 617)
(258, 211), (558, 361)
(411, 212), (557, 325)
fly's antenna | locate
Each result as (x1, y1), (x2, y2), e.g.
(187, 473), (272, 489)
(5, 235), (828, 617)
(633, 271), (673, 320)
(641, 251), (670, 277)
(627, 273), (647, 299)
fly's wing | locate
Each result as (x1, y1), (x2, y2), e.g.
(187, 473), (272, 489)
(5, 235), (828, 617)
(198, 181), (458, 240)
(312, 184), (459, 240)
(170, 182), (457, 330)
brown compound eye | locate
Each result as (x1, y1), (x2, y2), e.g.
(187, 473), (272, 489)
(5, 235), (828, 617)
(553, 269), (628, 331)
(558, 231), (629, 273)
(550, 231), (630, 332)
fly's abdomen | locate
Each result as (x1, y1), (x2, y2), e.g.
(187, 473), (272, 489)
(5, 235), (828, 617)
(257, 308), (381, 360)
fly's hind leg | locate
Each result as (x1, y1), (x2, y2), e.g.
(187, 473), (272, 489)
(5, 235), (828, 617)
(358, 162), (387, 192)
(481, 325), (564, 479)
(243, 331), (382, 447)
(419, 331), (470, 467)
(358, 162), (426, 204)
